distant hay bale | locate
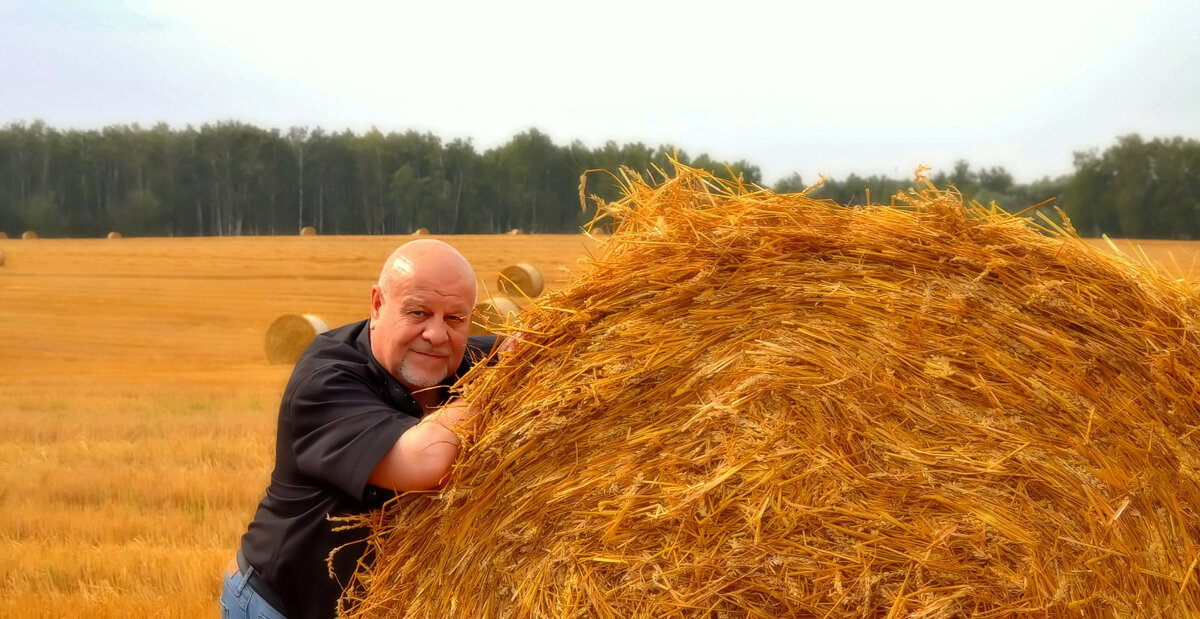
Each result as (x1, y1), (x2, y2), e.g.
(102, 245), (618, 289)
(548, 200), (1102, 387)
(413, 228), (430, 236)
(0, 232), (7, 239)
(264, 313), (329, 364)
(21, 231), (36, 240)
(507, 228), (523, 235)
(300, 226), (317, 236)
(469, 296), (520, 336)
(496, 263), (544, 298)
(340, 164), (1200, 617)
(106, 231), (122, 239)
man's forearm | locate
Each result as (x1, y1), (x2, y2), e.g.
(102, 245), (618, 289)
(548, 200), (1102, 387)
(366, 399), (480, 491)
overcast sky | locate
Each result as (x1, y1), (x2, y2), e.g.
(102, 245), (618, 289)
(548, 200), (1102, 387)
(2, 0), (1197, 184)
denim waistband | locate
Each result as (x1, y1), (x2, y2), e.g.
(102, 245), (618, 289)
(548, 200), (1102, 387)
(235, 548), (288, 613)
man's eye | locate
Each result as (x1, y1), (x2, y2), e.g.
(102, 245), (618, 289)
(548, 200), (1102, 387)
(446, 315), (465, 323)
(409, 310), (427, 317)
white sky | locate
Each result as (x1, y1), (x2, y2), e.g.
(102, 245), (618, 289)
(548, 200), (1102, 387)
(2, 0), (1197, 184)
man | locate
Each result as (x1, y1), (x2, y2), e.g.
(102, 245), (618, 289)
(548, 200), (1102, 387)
(221, 239), (494, 619)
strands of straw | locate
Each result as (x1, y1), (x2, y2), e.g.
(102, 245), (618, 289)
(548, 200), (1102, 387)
(338, 164), (1200, 618)
(471, 296), (521, 337)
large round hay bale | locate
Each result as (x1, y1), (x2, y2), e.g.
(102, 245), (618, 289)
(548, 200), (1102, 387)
(342, 165), (1200, 617)
(106, 231), (122, 239)
(469, 295), (519, 336)
(21, 230), (36, 239)
(0, 231), (7, 239)
(299, 226), (317, 236)
(497, 263), (544, 297)
(264, 313), (329, 364)
(413, 228), (430, 236)
(507, 228), (523, 235)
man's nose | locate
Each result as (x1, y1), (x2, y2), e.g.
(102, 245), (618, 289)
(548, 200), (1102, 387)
(423, 321), (449, 345)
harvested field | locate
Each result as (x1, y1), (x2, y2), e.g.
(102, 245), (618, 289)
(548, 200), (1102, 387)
(0, 219), (1197, 616)
(0, 234), (596, 618)
(1084, 238), (1200, 281)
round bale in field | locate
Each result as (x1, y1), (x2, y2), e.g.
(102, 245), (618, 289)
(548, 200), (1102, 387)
(300, 226), (317, 236)
(21, 230), (37, 239)
(265, 313), (329, 364)
(341, 164), (1200, 618)
(507, 228), (523, 235)
(0, 231), (7, 239)
(107, 231), (122, 239)
(412, 228), (430, 236)
(469, 295), (519, 336)
(497, 263), (544, 298)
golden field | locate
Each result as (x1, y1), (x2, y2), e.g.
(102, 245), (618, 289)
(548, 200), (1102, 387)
(0, 233), (1197, 618)
(0, 233), (600, 618)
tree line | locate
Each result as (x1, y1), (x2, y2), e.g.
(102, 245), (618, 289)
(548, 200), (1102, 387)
(0, 121), (1195, 238)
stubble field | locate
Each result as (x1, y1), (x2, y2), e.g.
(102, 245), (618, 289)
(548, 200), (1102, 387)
(0, 233), (1197, 617)
(0, 233), (600, 618)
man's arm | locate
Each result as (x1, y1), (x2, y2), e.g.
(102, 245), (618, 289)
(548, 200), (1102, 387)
(366, 399), (479, 491)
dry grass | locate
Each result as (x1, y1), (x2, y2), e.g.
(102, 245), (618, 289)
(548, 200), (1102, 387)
(0, 233), (597, 618)
(472, 296), (522, 337)
(1084, 238), (1200, 282)
(340, 169), (1200, 618)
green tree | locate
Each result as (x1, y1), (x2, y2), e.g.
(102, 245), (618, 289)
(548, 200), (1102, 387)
(110, 189), (165, 235)
(1061, 134), (1199, 238)
(773, 172), (807, 194)
(17, 190), (61, 235)
(2, 121), (1193, 239)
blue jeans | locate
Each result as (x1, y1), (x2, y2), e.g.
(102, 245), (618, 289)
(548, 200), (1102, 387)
(220, 564), (287, 619)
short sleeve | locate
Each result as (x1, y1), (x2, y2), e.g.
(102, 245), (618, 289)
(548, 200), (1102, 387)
(284, 362), (418, 500)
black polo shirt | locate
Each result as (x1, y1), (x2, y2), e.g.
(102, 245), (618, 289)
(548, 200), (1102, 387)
(239, 319), (495, 619)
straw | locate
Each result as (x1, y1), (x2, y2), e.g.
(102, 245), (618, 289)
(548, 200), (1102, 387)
(337, 163), (1200, 618)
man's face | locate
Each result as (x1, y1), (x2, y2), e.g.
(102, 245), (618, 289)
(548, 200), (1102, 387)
(369, 260), (475, 391)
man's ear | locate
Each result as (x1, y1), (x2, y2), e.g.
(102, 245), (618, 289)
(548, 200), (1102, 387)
(369, 286), (384, 326)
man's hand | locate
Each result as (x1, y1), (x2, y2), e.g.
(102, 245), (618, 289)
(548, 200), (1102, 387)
(424, 397), (481, 441)
(497, 332), (521, 357)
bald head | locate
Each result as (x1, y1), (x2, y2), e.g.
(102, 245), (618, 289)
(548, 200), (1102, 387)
(369, 240), (478, 389)
(377, 239), (477, 306)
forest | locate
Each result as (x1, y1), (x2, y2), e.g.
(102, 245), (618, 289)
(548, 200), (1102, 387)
(0, 121), (1195, 239)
